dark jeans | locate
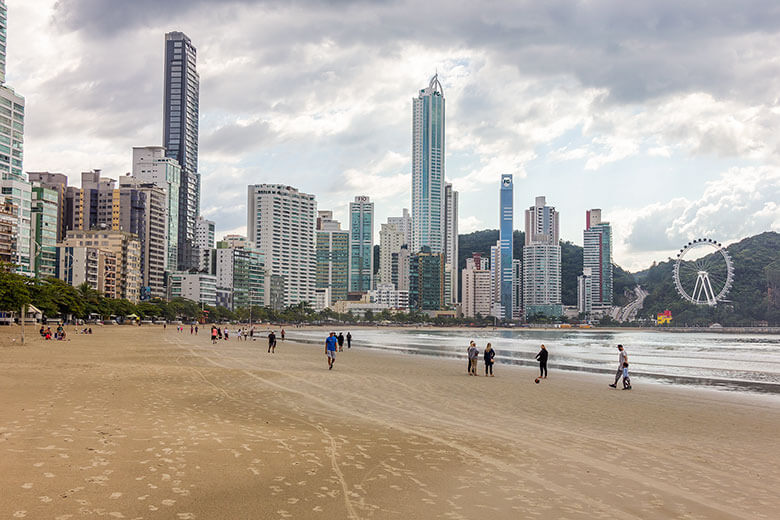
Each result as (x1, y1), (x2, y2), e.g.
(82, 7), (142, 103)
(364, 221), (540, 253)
(485, 362), (493, 375)
(539, 361), (547, 377)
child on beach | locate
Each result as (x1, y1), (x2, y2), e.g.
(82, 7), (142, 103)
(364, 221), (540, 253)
(622, 362), (632, 390)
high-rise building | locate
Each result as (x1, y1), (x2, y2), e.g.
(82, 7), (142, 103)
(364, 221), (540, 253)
(349, 196), (374, 292)
(0, 176), (31, 272)
(247, 184), (316, 307)
(512, 259), (522, 320)
(387, 208), (412, 247)
(411, 74), (445, 254)
(462, 253), (492, 319)
(163, 32), (200, 271)
(195, 215), (215, 251)
(31, 185), (58, 278)
(0, 0), (24, 182)
(58, 246), (117, 299)
(169, 272), (216, 307)
(0, 0), (6, 85)
(61, 230), (141, 302)
(211, 246), (268, 310)
(499, 174), (513, 319)
(583, 209), (613, 314)
(523, 196), (562, 318)
(577, 267), (593, 316)
(27, 172), (68, 242)
(73, 170), (119, 231)
(118, 177), (168, 299)
(132, 146), (181, 272)
(0, 199), (17, 264)
(489, 240), (502, 317)
(315, 212), (349, 306)
(443, 182), (459, 304)
(369, 283), (410, 311)
(409, 246), (443, 311)
(379, 223), (405, 287)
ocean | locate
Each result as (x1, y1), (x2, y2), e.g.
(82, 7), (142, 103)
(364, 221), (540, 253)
(288, 328), (780, 395)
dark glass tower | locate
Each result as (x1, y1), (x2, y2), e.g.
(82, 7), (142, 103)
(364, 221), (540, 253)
(163, 31), (200, 270)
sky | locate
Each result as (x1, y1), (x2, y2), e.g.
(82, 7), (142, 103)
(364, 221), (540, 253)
(8, 0), (780, 271)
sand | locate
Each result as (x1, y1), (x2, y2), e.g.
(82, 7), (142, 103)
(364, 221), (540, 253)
(0, 325), (778, 519)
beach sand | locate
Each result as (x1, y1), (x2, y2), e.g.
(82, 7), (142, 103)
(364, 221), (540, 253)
(0, 325), (778, 519)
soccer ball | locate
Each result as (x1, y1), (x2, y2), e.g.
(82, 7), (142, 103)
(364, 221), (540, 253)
(534, 378), (540, 384)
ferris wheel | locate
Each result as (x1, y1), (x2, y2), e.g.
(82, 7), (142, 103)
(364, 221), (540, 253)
(673, 238), (734, 306)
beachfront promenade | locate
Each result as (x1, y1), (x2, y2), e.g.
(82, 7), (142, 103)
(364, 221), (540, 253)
(1, 326), (778, 519)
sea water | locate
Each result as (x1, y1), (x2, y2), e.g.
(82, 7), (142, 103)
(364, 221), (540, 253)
(289, 328), (780, 394)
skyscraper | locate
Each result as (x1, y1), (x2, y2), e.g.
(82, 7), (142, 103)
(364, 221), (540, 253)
(0, 0), (29, 274)
(163, 32), (200, 271)
(443, 182), (459, 304)
(349, 196), (374, 292)
(409, 247), (444, 311)
(499, 174), (514, 320)
(31, 185), (58, 279)
(132, 146), (181, 272)
(462, 253), (492, 319)
(411, 74), (445, 254)
(247, 184), (316, 307)
(583, 209), (613, 314)
(27, 172), (68, 242)
(316, 211), (349, 305)
(523, 196), (562, 318)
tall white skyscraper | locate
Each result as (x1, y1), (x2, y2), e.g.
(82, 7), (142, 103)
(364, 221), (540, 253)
(523, 196), (562, 318)
(247, 184), (317, 306)
(387, 208), (412, 247)
(443, 182), (459, 304)
(462, 253), (492, 319)
(583, 209), (613, 314)
(349, 196), (374, 292)
(411, 74), (445, 254)
(0, 1), (29, 273)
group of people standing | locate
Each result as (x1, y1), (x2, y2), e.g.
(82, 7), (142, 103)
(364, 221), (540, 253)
(466, 342), (496, 376)
(465, 341), (632, 389)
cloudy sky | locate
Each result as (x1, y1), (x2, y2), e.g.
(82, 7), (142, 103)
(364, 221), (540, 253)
(9, 0), (780, 270)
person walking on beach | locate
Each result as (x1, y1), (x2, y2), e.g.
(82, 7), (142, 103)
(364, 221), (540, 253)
(326, 332), (338, 370)
(268, 331), (277, 353)
(609, 345), (628, 388)
(337, 332), (345, 352)
(211, 326), (217, 344)
(536, 344), (549, 379)
(195, 325), (198, 335)
(484, 343), (496, 377)
(468, 341), (479, 376)
(622, 361), (632, 390)
(280, 329), (285, 341)
(346, 332), (352, 349)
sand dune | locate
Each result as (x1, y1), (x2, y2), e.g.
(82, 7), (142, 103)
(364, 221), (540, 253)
(0, 326), (778, 519)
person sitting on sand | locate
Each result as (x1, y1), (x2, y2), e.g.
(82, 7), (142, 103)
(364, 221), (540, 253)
(484, 343), (496, 377)
(535, 344), (549, 379)
(468, 342), (479, 376)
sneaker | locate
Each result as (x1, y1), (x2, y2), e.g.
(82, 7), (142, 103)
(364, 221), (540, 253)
(609, 384), (617, 388)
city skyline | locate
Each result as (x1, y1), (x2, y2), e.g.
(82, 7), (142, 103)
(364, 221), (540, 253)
(8, 1), (780, 271)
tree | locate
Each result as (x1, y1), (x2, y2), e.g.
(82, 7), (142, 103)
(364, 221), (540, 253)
(0, 263), (31, 312)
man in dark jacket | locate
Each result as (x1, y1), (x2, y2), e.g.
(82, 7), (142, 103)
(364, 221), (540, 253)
(535, 344), (549, 379)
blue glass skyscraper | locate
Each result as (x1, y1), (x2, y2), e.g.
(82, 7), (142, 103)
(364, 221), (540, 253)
(500, 174), (514, 320)
(411, 74), (445, 254)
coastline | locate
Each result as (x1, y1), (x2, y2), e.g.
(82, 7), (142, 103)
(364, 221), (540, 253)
(1, 326), (778, 518)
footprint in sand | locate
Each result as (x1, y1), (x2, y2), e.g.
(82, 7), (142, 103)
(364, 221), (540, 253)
(39, 496), (53, 503)
(110, 492), (123, 499)
(13, 512), (27, 518)
(176, 514), (195, 519)
(21, 483), (33, 489)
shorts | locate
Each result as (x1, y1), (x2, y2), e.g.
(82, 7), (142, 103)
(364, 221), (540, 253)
(326, 350), (336, 359)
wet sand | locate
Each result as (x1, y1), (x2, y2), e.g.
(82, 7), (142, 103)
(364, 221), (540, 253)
(0, 325), (778, 519)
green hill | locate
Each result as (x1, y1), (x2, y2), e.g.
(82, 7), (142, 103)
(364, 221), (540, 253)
(637, 232), (780, 326)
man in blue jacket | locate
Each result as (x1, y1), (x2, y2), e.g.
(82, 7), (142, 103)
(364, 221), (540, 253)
(325, 332), (338, 370)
